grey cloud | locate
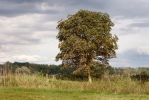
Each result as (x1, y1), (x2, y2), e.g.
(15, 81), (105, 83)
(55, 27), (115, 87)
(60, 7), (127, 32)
(129, 22), (149, 28)
(105, 0), (149, 18)
(0, 0), (41, 3)
(60, 0), (149, 18)
(0, 0), (61, 17)
(110, 50), (149, 67)
(117, 27), (138, 36)
(0, 2), (36, 17)
(117, 21), (149, 36)
(19, 37), (41, 45)
(0, 45), (1, 49)
(6, 38), (41, 45)
(18, 22), (56, 32)
(31, 22), (57, 32)
(0, 33), (41, 45)
(65, 0), (107, 9)
(1, 0), (149, 18)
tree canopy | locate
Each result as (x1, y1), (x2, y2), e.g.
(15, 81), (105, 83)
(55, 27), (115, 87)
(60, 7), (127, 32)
(56, 10), (118, 82)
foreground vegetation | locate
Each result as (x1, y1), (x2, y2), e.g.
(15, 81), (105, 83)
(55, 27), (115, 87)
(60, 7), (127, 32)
(1, 87), (149, 100)
(1, 62), (149, 99)
(1, 74), (149, 94)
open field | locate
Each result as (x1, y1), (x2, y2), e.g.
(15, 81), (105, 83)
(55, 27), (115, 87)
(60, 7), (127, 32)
(1, 75), (149, 94)
(1, 75), (149, 99)
(0, 87), (149, 100)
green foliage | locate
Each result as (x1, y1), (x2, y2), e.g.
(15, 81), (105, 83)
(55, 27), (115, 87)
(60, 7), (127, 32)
(15, 66), (30, 75)
(11, 62), (62, 75)
(28, 64), (61, 75)
(0, 61), (114, 82)
(56, 65), (115, 81)
(131, 71), (149, 84)
(56, 9), (118, 65)
(91, 65), (106, 78)
(56, 10), (118, 82)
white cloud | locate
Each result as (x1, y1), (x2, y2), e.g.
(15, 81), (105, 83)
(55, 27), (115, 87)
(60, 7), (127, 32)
(12, 55), (41, 62)
(0, 52), (8, 58)
(137, 47), (149, 55)
(37, 2), (65, 11)
(0, 52), (11, 63)
(110, 58), (131, 67)
(0, 45), (26, 53)
(111, 17), (149, 54)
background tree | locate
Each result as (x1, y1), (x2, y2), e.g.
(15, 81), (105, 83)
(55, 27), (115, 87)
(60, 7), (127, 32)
(3, 61), (12, 76)
(56, 10), (118, 83)
(15, 66), (30, 75)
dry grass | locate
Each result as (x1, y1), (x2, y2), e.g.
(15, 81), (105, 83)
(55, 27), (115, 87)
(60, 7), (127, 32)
(0, 74), (149, 94)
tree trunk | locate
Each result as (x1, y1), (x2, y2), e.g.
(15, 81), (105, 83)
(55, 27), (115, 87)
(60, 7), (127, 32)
(88, 72), (92, 83)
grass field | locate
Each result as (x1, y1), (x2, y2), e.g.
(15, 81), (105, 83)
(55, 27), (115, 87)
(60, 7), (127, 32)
(1, 74), (149, 94)
(0, 87), (149, 100)
(1, 75), (149, 100)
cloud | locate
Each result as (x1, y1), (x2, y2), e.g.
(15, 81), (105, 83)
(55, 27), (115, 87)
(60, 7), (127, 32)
(137, 47), (149, 55)
(0, 53), (51, 63)
(130, 22), (149, 28)
(63, 0), (149, 18)
(0, 14), (58, 45)
(0, 0), (64, 17)
(0, 45), (26, 53)
(0, 0), (149, 67)
(110, 50), (149, 67)
(12, 55), (40, 61)
(106, 0), (149, 18)
(1, 0), (149, 18)
(0, 52), (11, 63)
(111, 17), (149, 36)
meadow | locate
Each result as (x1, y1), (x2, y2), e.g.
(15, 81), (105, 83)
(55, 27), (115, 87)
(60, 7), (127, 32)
(1, 87), (149, 100)
(0, 74), (149, 100)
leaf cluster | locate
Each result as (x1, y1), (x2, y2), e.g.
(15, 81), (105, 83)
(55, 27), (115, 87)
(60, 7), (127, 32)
(56, 10), (118, 69)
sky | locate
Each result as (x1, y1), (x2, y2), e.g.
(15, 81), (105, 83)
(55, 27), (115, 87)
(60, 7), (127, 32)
(0, 0), (149, 67)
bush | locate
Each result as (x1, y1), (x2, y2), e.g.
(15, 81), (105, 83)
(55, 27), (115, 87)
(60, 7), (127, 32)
(131, 71), (149, 84)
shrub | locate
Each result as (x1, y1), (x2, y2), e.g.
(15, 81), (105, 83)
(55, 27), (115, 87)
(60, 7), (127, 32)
(131, 71), (149, 84)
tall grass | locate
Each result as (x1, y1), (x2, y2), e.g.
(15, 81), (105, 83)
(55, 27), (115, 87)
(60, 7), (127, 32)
(0, 74), (149, 94)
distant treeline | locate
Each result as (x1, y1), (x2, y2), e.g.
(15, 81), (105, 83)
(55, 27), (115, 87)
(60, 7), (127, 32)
(0, 61), (114, 75)
(0, 61), (149, 82)
(0, 61), (61, 75)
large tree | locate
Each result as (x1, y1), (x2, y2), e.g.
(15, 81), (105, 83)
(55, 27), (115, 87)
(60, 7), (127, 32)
(56, 10), (118, 83)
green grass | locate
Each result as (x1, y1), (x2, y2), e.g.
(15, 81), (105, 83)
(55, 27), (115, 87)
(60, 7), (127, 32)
(1, 74), (149, 100)
(1, 75), (149, 94)
(0, 87), (149, 100)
